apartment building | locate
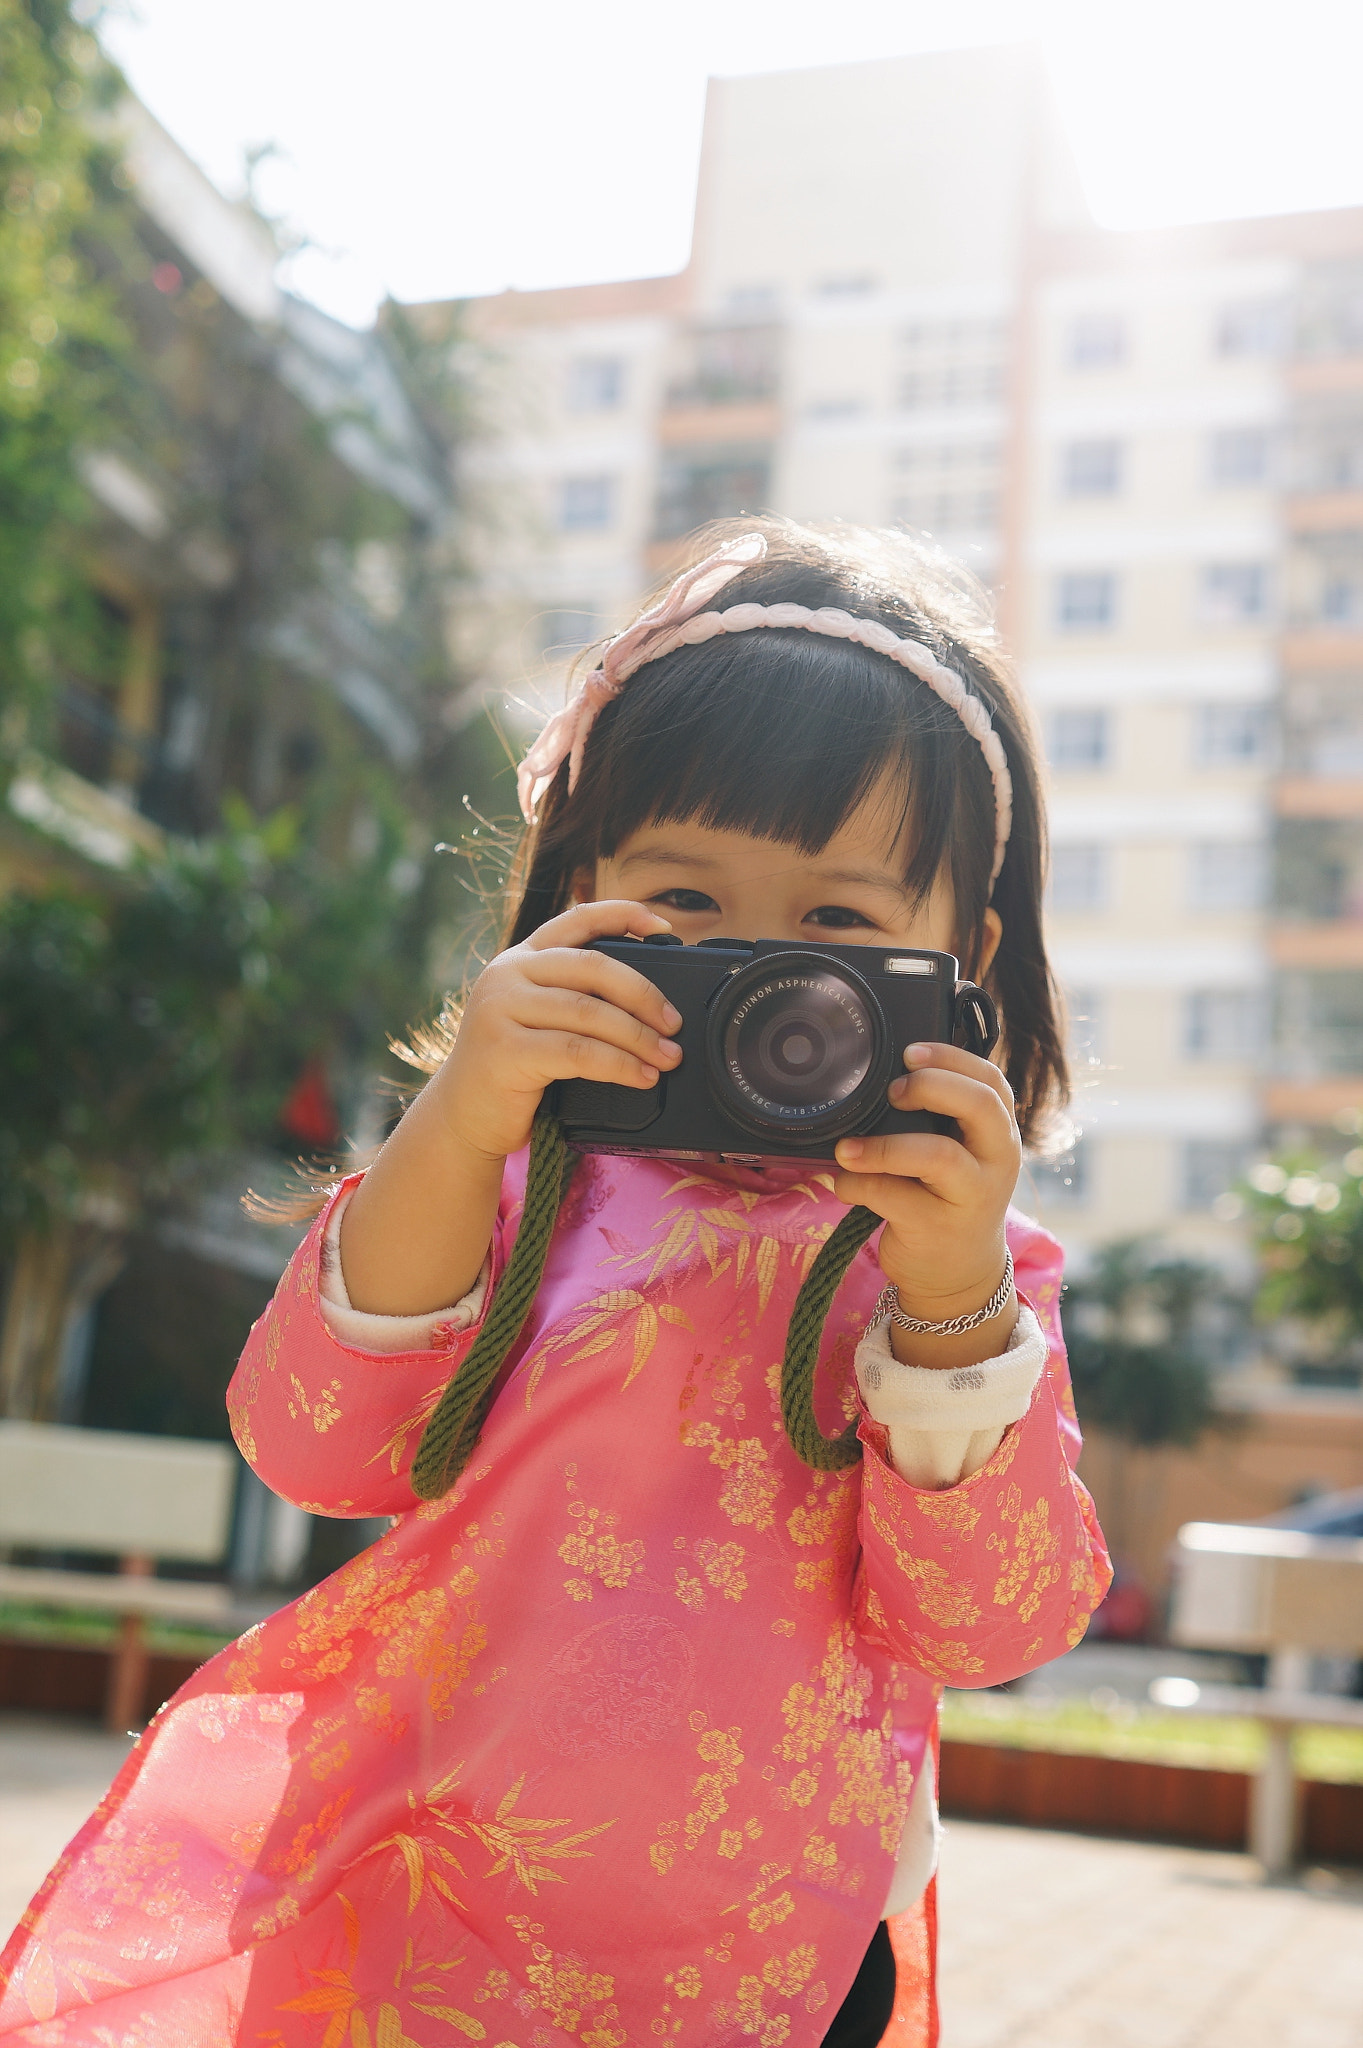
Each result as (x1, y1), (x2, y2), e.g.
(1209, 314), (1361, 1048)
(439, 46), (1363, 1286)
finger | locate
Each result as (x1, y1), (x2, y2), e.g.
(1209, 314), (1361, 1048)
(899, 1040), (1014, 1110)
(834, 1129), (979, 1200)
(512, 984), (684, 1070)
(885, 1069), (1018, 1163)
(523, 898), (672, 953)
(520, 944), (683, 1037)
(511, 1022), (667, 1092)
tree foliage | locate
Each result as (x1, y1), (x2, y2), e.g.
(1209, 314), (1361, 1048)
(1240, 1146), (1363, 1346)
(0, 0), (129, 725)
(1061, 1239), (1244, 1447)
(0, 795), (428, 1238)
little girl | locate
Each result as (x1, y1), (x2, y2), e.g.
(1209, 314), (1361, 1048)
(1, 520), (1110, 2048)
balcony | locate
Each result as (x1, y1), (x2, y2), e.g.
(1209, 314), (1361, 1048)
(658, 401), (781, 448)
(1269, 922), (1363, 969)
(1285, 491), (1363, 534)
(1275, 777), (1363, 818)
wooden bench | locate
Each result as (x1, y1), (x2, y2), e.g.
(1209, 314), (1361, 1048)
(0, 1420), (240, 1731)
(1167, 1519), (1363, 1874)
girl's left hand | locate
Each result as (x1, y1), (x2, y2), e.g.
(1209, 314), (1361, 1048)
(832, 1041), (1021, 1335)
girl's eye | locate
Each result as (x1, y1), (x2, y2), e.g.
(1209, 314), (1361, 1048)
(804, 904), (876, 930)
(649, 887), (718, 914)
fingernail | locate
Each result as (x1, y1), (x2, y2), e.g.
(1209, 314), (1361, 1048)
(904, 1043), (932, 1066)
(837, 1138), (864, 1161)
(659, 1039), (683, 1062)
(889, 1076), (909, 1100)
(641, 1065), (659, 1084)
(662, 1002), (682, 1030)
(651, 914), (673, 929)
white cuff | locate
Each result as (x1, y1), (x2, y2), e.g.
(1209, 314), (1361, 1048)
(317, 1186), (491, 1354)
(856, 1302), (1046, 1490)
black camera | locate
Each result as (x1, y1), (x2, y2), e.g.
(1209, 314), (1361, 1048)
(552, 936), (998, 1163)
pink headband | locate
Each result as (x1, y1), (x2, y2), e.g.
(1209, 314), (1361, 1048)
(516, 532), (1014, 886)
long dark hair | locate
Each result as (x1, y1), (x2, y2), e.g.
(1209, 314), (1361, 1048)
(491, 516), (1066, 1147)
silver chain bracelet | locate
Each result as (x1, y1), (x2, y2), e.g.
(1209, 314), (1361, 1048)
(865, 1248), (1014, 1340)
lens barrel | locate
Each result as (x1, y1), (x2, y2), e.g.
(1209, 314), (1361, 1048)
(704, 951), (893, 1143)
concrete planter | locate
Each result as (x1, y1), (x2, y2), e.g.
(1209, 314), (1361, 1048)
(940, 1738), (1363, 1863)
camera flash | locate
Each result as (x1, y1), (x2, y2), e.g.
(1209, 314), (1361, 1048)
(882, 955), (935, 976)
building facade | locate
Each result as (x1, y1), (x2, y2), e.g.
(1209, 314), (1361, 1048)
(439, 45), (1363, 1311)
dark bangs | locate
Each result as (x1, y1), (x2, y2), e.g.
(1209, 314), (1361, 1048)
(590, 629), (993, 952)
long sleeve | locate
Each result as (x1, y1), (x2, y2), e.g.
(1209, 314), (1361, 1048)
(851, 1210), (1112, 1689)
(226, 1174), (503, 1518)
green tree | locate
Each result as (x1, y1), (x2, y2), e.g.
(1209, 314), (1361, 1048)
(0, 0), (129, 732)
(1241, 1146), (1363, 1375)
(1062, 1240), (1245, 1563)
(0, 796), (426, 1417)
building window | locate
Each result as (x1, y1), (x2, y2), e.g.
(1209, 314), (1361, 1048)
(1199, 562), (1270, 624)
(1190, 840), (1268, 910)
(814, 274), (878, 297)
(1056, 571), (1117, 630)
(1182, 1140), (1250, 1211)
(1048, 708), (1111, 770)
(566, 357), (625, 412)
(1193, 701), (1271, 766)
(558, 475), (616, 531)
(1061, 438), (1122, 495)
(1216, 300), (1288, 358)
(1031, 1139), (1090, 1207)
(1049, 844), (1109, 913)
(1185, 989), (1264, 1059)
(895, 321), (1008, 411)
(1067, 314), (1126, 368)
(891, 441), (1001, 531)
(655, 446), (771, 540)
(1209, 426), (1271, 487)
(1067, 988), (1103, 1064)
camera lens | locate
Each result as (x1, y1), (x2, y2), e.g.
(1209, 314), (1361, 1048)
(706, 952), (891, 1142)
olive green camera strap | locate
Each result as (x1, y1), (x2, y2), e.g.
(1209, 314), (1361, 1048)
(410, 1110), (875, 1499)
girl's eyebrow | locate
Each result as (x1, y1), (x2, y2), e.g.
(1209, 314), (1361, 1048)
(616, 846), (911, 902)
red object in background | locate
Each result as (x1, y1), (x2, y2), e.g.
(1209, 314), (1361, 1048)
(151, 262), (182, 295)
(1087, 1567), (1153, 1643)
(279, 1059), (340, 1151)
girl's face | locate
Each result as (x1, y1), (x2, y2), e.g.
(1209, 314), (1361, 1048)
(583, 782), (1002, 975)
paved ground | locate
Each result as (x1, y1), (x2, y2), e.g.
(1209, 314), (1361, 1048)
(3, 1712), (1361, 2044)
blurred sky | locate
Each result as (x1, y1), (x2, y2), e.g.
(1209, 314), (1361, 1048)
(96, 0), (1363, 329)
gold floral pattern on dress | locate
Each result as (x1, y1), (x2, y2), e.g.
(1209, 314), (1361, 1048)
(558, 1483), (646, 1601)
(286, 1370), (344, 1431)
(506, 1914), (624, 2045)
(864, 1499), (983, 1629)
(988, 1487), (1063, 1621)
(680, 1419), (782, 1530)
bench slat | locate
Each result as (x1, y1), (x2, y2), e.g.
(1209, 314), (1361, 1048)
(0, 1564), (236, 1624)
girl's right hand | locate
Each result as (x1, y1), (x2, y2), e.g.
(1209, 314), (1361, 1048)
(430, 900), (685, 1165)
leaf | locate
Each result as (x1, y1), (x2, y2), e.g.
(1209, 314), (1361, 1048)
(622, 1303), (658, 1389)
(410, 2005), (486, 2039)
(734, 1236), (750, 1288)
(646, 1211), (695, 1285)
(340, 1891), (361, 1969)
(658, 1304), (694, 1329)
(755, 1237), (780, 1317)
(377, 2006), (424, 2048)
(279, 1985), (354, 2015)
(351, 2012), (373, 2048)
